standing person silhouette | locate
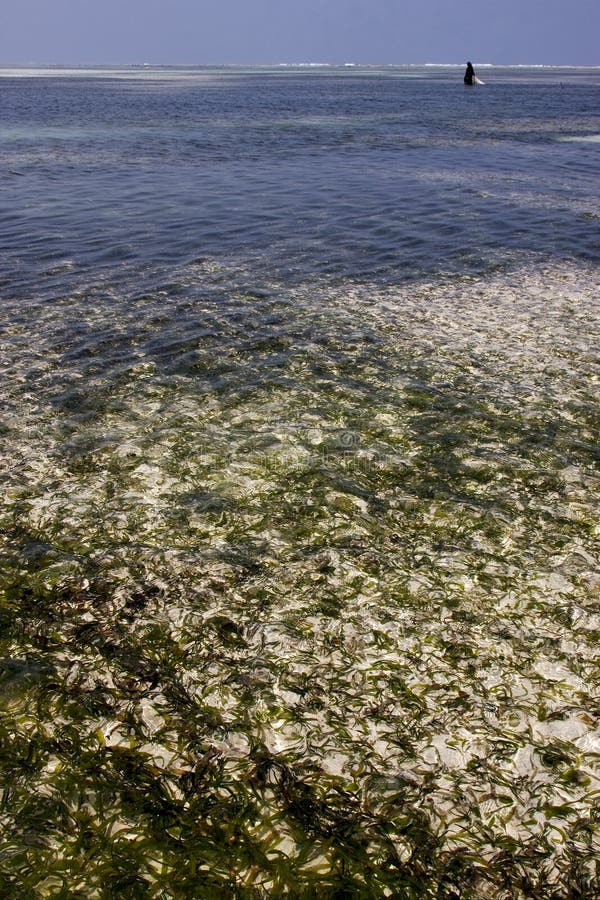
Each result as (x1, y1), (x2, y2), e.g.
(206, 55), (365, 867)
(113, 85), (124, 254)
(464, 61), (475, 85)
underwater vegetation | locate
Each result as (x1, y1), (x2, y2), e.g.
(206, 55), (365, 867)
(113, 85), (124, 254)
(1, 257), (599, 897)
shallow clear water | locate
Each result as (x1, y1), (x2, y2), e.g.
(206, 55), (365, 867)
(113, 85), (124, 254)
(1, 66), (600, 897)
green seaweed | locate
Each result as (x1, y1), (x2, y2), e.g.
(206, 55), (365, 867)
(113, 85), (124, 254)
(1, 258), (600, 896)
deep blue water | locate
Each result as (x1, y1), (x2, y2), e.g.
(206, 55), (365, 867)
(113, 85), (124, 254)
(1, 65), (599, 301)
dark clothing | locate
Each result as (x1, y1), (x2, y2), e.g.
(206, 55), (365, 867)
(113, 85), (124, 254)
(464, 63), (475, 85)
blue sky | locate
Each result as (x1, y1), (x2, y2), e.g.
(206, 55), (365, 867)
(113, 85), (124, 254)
(1, 0), (598, 66)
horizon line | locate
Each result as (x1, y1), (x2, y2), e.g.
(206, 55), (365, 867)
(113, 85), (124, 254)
(1, 61), (599, 70)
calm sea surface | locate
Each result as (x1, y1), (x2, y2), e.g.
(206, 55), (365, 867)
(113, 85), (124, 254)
(2, 65), (600, 291)
(1, 66), (600, 896)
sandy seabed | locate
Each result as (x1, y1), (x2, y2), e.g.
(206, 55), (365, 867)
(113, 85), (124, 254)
(1, 256), (599, 897)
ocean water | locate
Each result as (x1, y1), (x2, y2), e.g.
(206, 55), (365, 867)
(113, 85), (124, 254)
(1, 65), (600, 896)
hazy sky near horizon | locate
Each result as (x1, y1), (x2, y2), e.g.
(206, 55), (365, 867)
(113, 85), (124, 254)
(1, 0), (598, 67)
